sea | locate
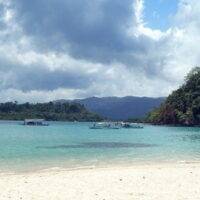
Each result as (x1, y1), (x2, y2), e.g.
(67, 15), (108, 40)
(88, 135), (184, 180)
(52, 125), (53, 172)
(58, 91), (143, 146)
(0, 121), (200, 172)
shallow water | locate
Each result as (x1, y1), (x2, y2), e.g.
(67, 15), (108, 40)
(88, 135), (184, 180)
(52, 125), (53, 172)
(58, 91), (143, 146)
(0, 121), (200, 172)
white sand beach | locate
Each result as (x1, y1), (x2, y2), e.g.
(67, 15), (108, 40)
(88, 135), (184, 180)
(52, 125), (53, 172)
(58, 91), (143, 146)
(0, 163), (200, 200)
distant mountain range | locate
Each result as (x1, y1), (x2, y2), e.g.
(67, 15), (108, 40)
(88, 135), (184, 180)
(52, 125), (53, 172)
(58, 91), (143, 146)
(55, 96), (165, 120)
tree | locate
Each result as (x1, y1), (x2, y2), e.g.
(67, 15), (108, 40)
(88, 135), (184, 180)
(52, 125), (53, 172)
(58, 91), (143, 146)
(146, 67), (200, 126)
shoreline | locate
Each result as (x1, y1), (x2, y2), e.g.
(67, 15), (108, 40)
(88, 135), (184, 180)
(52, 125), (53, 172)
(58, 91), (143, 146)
(1, 159), (200, 175)
(0, 162), (200, 199)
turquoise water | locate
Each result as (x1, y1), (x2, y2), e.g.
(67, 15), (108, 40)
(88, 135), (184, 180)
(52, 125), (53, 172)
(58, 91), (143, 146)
(0, 121), (200, 172)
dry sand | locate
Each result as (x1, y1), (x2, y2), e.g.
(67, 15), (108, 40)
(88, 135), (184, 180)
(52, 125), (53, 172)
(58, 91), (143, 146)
(0, 163), (200, 200)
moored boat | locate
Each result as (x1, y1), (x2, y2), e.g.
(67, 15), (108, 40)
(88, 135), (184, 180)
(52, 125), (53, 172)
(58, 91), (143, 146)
(90, 122), (143, 129)
(23, 119), (49, 126)
(90, 122), (120, 129)
(121, 122), (143, 129)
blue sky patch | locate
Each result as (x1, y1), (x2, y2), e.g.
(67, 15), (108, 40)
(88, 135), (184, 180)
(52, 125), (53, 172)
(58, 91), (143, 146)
(144, 0), (178, 30)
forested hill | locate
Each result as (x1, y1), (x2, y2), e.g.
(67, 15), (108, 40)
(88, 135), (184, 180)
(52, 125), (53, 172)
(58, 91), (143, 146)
(146, 67), (200, 126)
(0, 102), (102, 121)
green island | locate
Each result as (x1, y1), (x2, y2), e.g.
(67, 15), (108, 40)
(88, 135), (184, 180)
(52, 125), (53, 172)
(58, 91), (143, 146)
(0, 102), (102, 122)
(146, 67), (200, 126)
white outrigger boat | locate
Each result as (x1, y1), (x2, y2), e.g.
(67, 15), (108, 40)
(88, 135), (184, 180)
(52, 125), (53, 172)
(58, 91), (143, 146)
(90, 122), (121, 129)
(23, 119), (49, 126)
(120, 122), (143, 129)
(90, 122), (143, 129)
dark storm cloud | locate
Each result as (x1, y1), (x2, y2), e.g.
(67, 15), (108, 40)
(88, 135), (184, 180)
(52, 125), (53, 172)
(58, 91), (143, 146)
(0, 56), (92, 91)
(11, 0), (151, 64)
(14, 67), (92, 91)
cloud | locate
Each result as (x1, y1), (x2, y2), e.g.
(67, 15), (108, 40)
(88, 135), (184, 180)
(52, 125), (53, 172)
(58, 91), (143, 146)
(0, 0), (198, 102)
(12, 0), (138, 62)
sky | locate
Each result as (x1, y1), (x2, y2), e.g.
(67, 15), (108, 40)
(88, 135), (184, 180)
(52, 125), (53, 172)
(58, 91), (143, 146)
(144, 0), (178, 30)
(0, 0), (199, 102)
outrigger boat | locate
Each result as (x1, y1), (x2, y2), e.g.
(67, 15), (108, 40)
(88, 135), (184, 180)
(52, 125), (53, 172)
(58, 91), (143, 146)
(120, 122), (143, 129)
(90, 122), (120, 129)
(23, 119), (49, 126)
(90, 122), (143, 129)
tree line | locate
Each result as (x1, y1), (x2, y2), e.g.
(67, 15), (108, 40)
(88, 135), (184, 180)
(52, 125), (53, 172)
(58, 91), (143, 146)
(0, 101), (102, 121)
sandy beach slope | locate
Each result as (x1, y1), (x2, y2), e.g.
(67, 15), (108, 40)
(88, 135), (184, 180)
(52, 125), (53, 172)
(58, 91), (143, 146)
(0, 163), (199, 200)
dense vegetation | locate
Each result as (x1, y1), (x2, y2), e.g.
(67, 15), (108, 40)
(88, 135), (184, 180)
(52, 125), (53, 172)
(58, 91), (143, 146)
(0, 102), (102, 121)
(146, 67), (200, 126)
